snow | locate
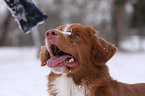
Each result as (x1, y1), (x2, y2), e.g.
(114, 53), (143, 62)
(0, 47), (50, 96)
(0, 47), (145, 96)
(107, 52), (145, 84)
(61, 31), (71, 36)
(120, 36), (145, 51)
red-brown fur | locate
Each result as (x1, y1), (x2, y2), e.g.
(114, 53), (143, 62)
(40, 24), (145, 96)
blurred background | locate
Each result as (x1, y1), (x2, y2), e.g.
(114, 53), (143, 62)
(0, 0), (145, 96)
(0, 0), (145, 51)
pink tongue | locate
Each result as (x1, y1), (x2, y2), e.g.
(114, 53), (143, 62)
(46, 55), (72, 67)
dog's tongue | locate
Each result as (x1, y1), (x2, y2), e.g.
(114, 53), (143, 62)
(46, 55), (73, 67)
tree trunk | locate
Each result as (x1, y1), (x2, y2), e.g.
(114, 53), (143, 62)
(111, 0), (129, 47)
(31, 27), (41, 57)
(0, 11), (11, 46)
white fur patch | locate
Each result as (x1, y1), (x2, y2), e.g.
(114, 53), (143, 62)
(50, 67), (65, 74)
(49, 74), (85, 96)
(64, 24), (71, 32)
(61, 31), (71, 35)
(61, 24), (71, 35)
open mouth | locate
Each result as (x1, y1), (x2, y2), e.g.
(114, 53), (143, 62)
(46, 44), (77, 71)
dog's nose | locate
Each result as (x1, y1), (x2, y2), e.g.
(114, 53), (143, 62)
(45, 29), (59, 39)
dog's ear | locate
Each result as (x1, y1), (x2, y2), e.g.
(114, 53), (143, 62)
(92, 38), (117, 64)
(40, 46), (50, 66)
(86, 26), (117, 65)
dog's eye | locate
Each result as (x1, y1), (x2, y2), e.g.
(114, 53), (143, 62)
(74, 34), (80, 38)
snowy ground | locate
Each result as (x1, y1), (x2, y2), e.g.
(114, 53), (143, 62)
(0, 47), (145, 96)
(0, 47), (50, 96)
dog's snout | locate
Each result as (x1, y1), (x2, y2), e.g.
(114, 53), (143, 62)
(45, 29), (59, 39)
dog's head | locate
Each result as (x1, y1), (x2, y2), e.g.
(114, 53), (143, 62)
(40, 24), (117, 75)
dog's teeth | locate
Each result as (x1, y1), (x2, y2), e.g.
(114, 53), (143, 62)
(66, 57), (75, 63)
(68, 58), (74, 63)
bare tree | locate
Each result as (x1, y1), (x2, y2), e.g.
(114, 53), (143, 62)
(131, 0), (145, 51)
(111, 0), (129, 47)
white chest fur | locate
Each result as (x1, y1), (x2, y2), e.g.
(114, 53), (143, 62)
(49, 74), (85, 96)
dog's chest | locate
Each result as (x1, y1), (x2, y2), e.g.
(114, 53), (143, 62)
(49, 74), (85, 96)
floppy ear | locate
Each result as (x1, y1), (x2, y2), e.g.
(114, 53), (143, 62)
(92, 38), (117, 64)
(40, 46), (50, 66)
(86, 26), (117, 65)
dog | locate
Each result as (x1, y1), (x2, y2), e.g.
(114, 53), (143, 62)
(40, 24), (145, 96)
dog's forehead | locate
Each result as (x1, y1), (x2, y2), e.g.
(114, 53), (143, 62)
(57, 24), (70, 31)
(57, 24), (87, 34)
(56, 24), (71, 35)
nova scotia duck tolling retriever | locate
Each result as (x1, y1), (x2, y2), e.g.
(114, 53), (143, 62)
(40, 24), (145, 96)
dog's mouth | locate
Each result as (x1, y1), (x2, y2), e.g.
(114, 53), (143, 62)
(46, 44), (77, 71)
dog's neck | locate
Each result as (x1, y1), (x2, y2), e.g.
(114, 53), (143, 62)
(49, 72), (111, 96)
(49, 73), (87, 96)
(68, 65), (112, 96)
(69, 64), (111, 86)
(48, 64), (112, 96)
